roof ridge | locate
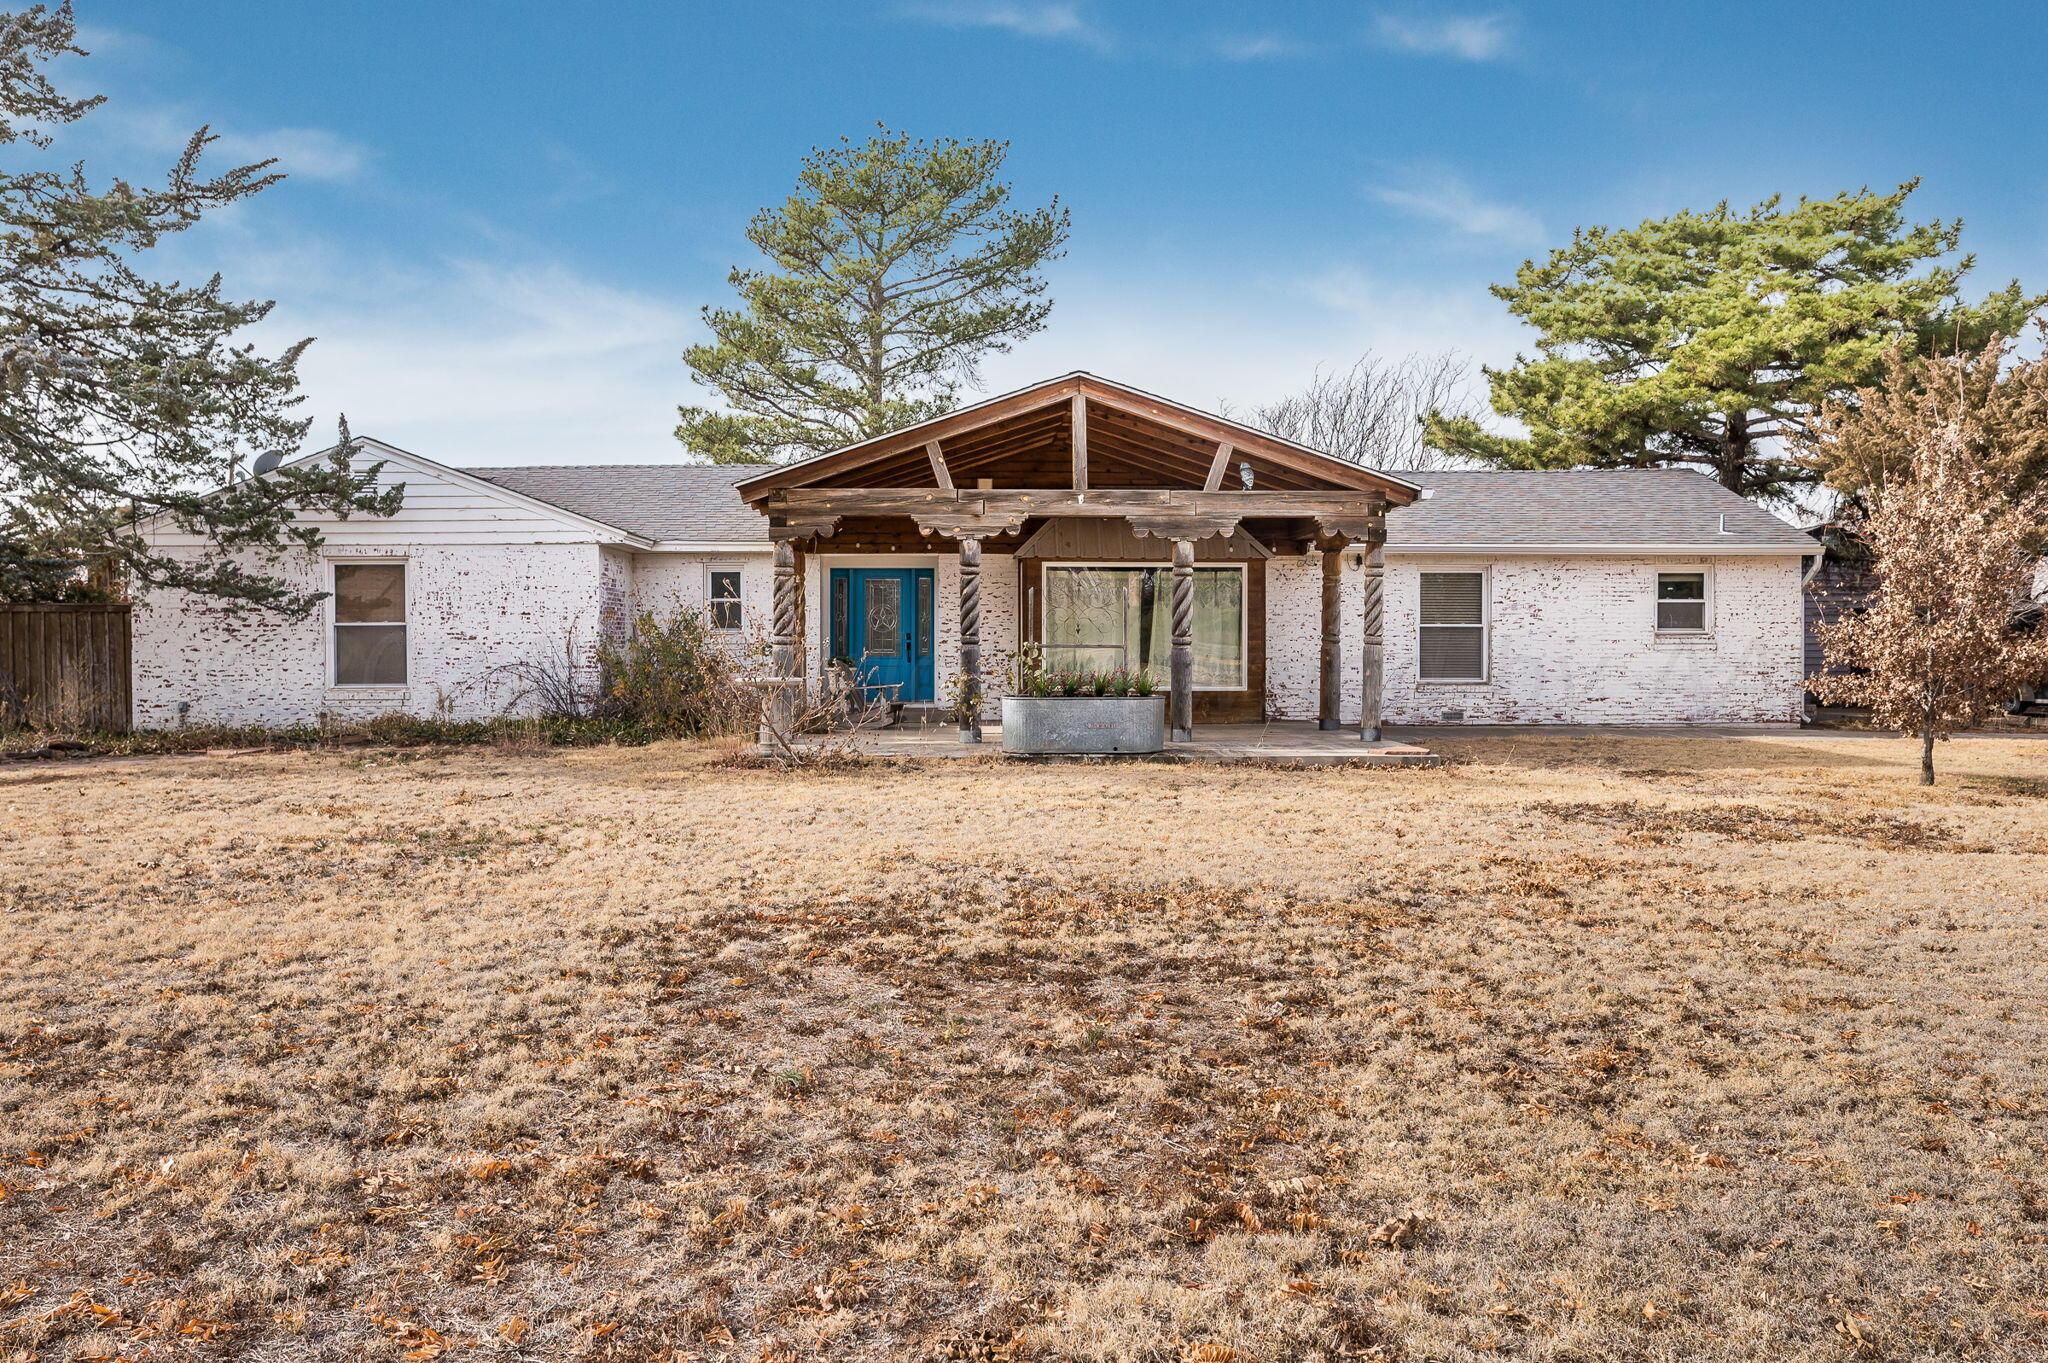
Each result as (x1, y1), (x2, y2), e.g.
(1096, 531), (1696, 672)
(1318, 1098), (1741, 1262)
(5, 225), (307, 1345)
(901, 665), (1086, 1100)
(468, 462), (769, 471)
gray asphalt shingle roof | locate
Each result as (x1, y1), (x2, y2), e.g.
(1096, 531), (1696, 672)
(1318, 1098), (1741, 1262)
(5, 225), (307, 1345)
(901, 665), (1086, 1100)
(461, 463), (1814, 551)
(466, 463), (773, 543)
(1389, 470), (1815, 549)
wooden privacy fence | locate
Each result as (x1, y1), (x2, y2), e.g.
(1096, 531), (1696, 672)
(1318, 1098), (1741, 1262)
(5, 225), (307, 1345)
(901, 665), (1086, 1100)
(0, 602), (132, 732)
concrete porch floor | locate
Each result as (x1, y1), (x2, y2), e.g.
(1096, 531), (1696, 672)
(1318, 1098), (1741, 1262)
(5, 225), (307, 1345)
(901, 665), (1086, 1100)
(796, 717), (1440, 766)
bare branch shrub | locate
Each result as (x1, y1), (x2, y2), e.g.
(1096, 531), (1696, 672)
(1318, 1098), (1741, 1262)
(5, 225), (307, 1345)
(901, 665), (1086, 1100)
(488, 628), (595, 719)
(754, 660), (894, 765)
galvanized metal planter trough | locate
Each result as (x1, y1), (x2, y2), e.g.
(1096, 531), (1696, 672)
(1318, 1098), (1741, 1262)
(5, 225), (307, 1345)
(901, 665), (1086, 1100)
(1000, 695), (1166, 755)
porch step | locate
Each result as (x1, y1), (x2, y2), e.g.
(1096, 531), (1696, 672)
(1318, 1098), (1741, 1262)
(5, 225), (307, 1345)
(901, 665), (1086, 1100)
(888, 703), (955, 729)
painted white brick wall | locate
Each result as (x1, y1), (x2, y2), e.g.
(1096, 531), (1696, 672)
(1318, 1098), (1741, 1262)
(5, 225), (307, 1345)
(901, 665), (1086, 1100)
(599, 547), (635, 646)
(131, 525), (1806, 729)
(627, 551), (774, 675)
(133, 543), (606, 728)
(1267, 554), (1329, 721)
(629, 551), (772, 631)
(1381, 554), (1807, 724)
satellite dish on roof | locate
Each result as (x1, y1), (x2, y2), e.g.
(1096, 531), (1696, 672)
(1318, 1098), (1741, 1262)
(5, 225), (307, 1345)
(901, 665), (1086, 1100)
(252, 451), (285, 476)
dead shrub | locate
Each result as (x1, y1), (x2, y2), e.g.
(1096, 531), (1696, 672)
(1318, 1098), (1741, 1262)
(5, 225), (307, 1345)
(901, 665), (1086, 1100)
(597, 608), (755, 738)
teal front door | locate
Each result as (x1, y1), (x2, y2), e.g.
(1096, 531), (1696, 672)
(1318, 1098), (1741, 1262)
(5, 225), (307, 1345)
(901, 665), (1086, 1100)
(831, 567), (935, 702)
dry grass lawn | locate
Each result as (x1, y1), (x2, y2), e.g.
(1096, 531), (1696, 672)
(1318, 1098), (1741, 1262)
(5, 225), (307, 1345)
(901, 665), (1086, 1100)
(3, 733), (2046, 1362)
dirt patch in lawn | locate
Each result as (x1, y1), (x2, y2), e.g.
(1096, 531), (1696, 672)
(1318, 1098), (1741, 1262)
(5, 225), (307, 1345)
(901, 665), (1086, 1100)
(2, 733), (2045, 1361)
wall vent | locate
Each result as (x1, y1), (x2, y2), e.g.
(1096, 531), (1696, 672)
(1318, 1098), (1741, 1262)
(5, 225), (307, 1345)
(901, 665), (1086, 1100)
(1441, 708), (1466, 722)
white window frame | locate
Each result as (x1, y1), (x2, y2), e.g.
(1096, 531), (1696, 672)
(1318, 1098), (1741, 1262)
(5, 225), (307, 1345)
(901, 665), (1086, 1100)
(326, 557), (410, 690)
(1654, 568), (1712, 635)
(706, 563), (745, 632)
(1037, 560), (1249, 691)
(1416, 567), (1490, 684)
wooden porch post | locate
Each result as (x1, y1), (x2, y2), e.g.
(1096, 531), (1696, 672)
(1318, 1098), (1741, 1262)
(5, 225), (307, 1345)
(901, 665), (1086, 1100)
(765, 537), (801, 743)
(1318, 541), (1345, 731)
(958, 535), (983, 742)
(1360, 541), (1385, 742)
(1169, 537), (1195, 742)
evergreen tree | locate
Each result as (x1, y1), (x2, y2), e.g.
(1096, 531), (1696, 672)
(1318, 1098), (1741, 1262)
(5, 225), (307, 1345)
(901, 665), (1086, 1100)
(1425, 183), (2040, 505)
(678, 128), (1069, 464)
(0, 4), (398, 613)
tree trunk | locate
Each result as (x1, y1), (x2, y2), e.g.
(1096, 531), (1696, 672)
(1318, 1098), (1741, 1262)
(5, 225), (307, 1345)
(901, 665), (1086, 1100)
(1719, 412), (1750, 494)
(1919, 724), (1935, 786)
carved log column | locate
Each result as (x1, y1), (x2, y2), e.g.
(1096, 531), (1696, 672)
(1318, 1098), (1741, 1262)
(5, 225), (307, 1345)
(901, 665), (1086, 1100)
(1169, 537), (1195, 742)
(765, 537), (801, 743)
(1360, 540), (1386, 743)
(957, 536), (983, 742)
(1318, 539), (1346, 731)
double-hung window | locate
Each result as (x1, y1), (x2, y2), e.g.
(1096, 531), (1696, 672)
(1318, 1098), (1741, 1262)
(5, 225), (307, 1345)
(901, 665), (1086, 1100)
(1040, 564), (1246, 688)
(332, 562), (407, 686)
(1655, 572), (1708, 632)
(1418, 571), (1487, 682)
(708, 568), (744, 630)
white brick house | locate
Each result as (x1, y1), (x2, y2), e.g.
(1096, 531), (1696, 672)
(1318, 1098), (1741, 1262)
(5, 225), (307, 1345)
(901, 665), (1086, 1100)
(133, 374), (1818, 731)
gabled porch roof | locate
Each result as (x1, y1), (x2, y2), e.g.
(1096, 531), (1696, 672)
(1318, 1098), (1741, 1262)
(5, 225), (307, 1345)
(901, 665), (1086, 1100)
(733, 372), (1423, 503)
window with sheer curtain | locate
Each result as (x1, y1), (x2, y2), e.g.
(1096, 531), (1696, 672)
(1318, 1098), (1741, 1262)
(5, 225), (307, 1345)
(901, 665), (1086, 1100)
(1041, 565), (1245, 688)
(332, 562), (407, 686)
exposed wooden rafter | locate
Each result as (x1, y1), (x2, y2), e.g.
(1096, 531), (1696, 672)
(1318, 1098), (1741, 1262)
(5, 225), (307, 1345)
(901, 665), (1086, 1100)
(734, 373), (1421, 505)
(1203, 441), (1234, 492)
(1071, 393), (1088, 490)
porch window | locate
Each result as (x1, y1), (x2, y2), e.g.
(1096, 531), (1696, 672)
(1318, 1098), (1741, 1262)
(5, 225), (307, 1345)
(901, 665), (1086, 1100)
(332, 562), (407, 686)
(1041, 564), (1245, 689)
(1418, 571), (1486, 682)
(707, 568), (744, 630)
(1655, 572), (1707, 632)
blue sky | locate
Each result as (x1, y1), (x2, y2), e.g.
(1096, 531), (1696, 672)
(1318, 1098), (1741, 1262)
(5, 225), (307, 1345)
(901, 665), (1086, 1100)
(65, 1), (2048, 465)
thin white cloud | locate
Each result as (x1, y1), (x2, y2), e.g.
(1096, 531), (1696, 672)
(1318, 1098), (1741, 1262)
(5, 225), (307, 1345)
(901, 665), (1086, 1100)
(1205, 32), (1307, 61)
(896, 2), (1110, 51)
(1370, 11), (1513, 62)
(271, 259), (699, 464)
(216, 125), (367, 182)
(98, 103), (369, 182)
(1370, 168), (1542, 243)
(155, 217), (697, 464)
(973, 260), (1526, 422)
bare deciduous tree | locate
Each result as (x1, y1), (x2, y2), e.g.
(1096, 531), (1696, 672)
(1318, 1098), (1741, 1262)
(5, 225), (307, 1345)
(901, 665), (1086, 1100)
(1801, 343), (2048, 784)
(1250, 352), (1479, 471)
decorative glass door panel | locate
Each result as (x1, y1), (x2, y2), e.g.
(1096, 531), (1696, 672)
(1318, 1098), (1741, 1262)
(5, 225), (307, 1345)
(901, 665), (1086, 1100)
(831, 567), (936, 702)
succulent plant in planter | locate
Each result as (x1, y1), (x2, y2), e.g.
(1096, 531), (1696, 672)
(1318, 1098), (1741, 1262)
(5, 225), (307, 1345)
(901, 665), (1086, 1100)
(1001, 645), (1165, 754)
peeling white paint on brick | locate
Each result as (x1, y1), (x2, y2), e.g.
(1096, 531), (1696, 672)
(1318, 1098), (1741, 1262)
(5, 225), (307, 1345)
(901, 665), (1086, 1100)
(133, 543), (607, 727)
(1381, 554), (1806, 724)
(599, 547), (635, 646)
(130, 446), (1808, 730)
(630, 551), (772, 631)
(1267, 552), (1805, 724)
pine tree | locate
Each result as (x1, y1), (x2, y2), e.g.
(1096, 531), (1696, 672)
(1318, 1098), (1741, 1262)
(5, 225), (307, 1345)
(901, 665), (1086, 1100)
(678, 128), (1069, 464)
(1426, 183), (2040, 506)
(0, 4), (398, 613)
